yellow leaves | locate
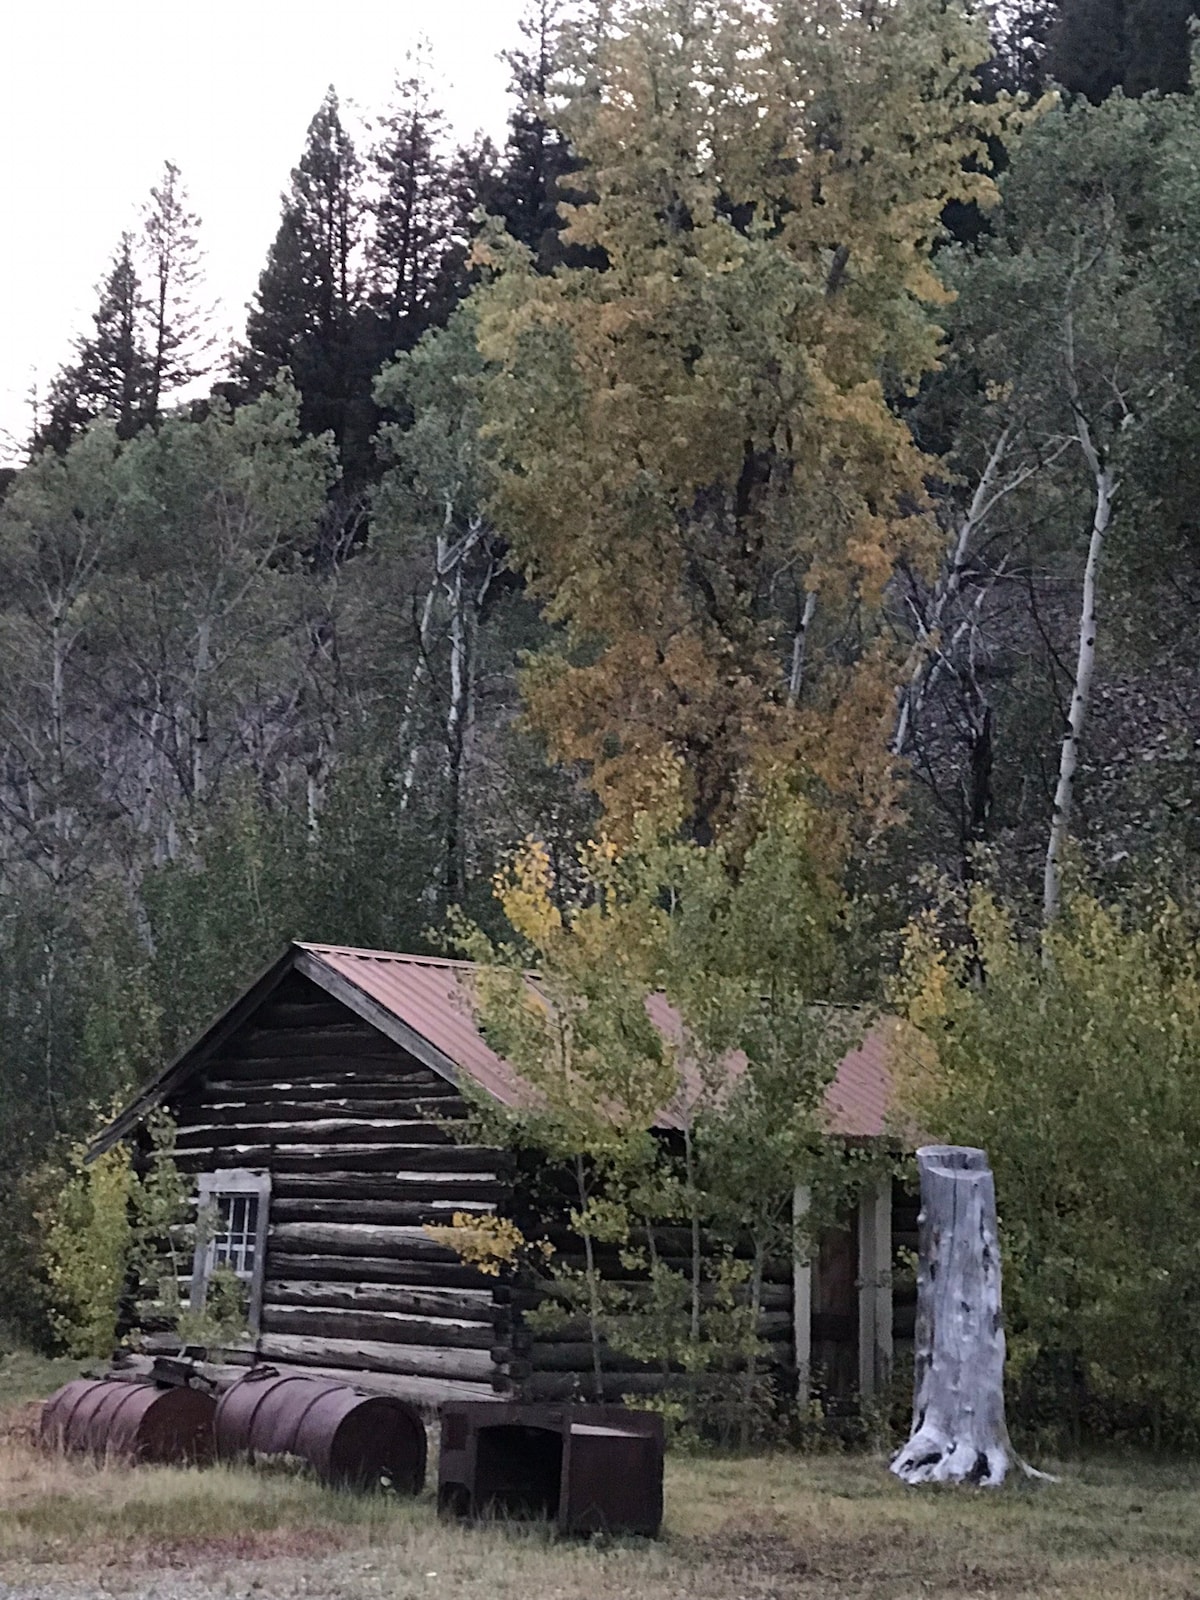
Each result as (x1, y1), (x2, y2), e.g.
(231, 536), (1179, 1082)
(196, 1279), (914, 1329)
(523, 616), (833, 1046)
(894, 909), (954, 1032)
(493, 838), (562, 947)
(474, 0), (1013, 841)
(424, 1212), (544, 1277)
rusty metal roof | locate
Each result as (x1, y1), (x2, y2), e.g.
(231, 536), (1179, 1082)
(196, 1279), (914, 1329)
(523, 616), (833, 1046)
(89, 940), (896, 1159)
(297, 944), (529, 1112)
(297, 943), (894, 1140)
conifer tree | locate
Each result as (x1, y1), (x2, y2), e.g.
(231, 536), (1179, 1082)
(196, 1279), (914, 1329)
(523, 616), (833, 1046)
(242, 89), (371, 473)
(1046, 0), (1194, 99)
(491, 0), (581, 270)
(37, 165), (211, 452)
(41, 234), (150, 448)
(141, 161), (211, 423)
(369, 64), (459, 353)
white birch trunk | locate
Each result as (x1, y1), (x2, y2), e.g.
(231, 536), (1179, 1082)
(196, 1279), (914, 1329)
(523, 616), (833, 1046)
(190, 616), (212, 804)
(396, 580), (439, 813)
(787, 590), (818, 707)
(1042, 339), (1114, 924)
(891, 1146), (1013, 1487)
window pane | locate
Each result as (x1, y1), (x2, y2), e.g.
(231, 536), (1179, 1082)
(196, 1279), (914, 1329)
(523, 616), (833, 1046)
(209, 1192), (259, 1279)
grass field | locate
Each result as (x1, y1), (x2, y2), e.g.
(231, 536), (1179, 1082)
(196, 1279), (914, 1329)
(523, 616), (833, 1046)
(3, 1352), (1200, 1599)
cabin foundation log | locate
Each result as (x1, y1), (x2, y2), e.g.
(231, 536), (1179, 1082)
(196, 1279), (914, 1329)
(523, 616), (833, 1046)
(256, 1334), (497, 1381)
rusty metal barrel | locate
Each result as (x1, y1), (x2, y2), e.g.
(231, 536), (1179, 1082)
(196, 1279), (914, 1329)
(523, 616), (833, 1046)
(41, 1378), (216, 1465)
(214, 1368), (426, 1492)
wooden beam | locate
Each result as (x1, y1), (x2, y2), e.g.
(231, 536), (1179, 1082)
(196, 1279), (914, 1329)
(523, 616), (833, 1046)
(857, 1176), (893, 1399)
(264, 1279), (497, 1320)
(263, 1253), (491, 1290)
(793, 1184), (813, 1406)
(234, 1361), (502, 1408)
(255, 1333), (496, 1381)
(174, 1143), (500, 1174)
(259, 1305), (495, 1349)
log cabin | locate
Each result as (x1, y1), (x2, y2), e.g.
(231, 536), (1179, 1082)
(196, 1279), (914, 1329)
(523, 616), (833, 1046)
(89, 942), (912, 1411)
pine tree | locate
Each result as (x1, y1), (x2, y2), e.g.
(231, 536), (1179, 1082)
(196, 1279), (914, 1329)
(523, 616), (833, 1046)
(37, 165), (211, 453)
(242, 88), (371, 472)
(40, 234), (150, 448)
(142, 161), (211, 422)
(1046, 0), (1195, 100)
(491, 0), (583, 271)
(369, 65), (457, 353)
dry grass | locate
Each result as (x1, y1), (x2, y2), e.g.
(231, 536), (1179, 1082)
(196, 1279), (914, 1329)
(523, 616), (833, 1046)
(3, 1359), (1200, 1600)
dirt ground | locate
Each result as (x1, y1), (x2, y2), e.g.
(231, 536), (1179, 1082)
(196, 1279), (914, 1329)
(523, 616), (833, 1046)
(4, 1373), (1200, 1600)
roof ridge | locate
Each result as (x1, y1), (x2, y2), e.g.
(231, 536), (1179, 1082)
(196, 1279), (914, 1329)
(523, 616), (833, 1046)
(296, 942), (477, 970)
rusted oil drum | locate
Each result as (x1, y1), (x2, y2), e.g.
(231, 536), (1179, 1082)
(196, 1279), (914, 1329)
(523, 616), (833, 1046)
(40, 1379), (216, 1465)
(214, 1368), (426, 1492)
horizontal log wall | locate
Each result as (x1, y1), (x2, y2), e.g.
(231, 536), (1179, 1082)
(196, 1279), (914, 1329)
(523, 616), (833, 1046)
(168, 971), (513, 1396)
(154, 964), (887, 1411)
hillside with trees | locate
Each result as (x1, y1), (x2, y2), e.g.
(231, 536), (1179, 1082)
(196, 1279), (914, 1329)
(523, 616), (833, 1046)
(3, 0), (1200, 1446)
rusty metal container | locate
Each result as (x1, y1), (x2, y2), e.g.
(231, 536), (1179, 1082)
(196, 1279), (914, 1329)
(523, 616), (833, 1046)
(40, 1378), (216, 1465)
(214, 1367), (426, 1492)
(438, 1401), (664, 1535)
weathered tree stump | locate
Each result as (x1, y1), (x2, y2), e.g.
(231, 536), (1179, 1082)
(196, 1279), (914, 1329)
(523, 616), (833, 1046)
(891, 1145), (1014, 1487)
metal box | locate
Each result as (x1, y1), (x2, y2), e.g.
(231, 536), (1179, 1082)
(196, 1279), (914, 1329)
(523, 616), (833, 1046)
(438, 1401), (664, 1536)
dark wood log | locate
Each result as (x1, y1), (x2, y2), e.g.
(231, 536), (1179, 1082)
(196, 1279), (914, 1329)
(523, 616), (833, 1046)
(271, 1173), (505, 1204)
(229, 1359), (501, 1408)
(509, 1278), (792, 1313)
(260, 1305), (495, 1348)
(530, 1310), (794, 1343)
(264, 1253), (491, 1290)
(175, 1119), (459, 1149)
(174, 1143), (498, 1173)
(270, 1199), (494, 1225)
(253, 1002), (356, 1030)
(265, 1279), (498, 1320)
(228, 1027), (401, 1059)
(529, 1342), (656, 1374)
(521, 1371), (718, 1402)
(190, 1100), (465, 1127)
(269, 1221), (464, 1259)
(546, 1249), (794, 1285)
(893, 1304), (917, 1340)
(202, 1056), (412, 1082)
(255, 1333), (496, 1381)
(197, 1076), (455, 1101)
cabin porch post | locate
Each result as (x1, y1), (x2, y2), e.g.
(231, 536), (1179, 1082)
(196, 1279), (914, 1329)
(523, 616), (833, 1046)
(857, 1176), (893, 1400)
(792, 1184), (813, 1404)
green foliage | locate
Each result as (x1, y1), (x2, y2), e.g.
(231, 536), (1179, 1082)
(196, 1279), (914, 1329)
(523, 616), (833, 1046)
(898, 883), (1200, 1445)
(39, 1144), (133, 1359)
(37, 1109), (249, 1359)
(442, 794), (882, 1435)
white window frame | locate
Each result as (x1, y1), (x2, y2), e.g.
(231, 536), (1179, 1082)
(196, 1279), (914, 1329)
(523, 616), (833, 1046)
(190, 1168), (271, 1336)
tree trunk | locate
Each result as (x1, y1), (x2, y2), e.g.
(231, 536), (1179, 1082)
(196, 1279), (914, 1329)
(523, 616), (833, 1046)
(1043, 308), (1116, 926)
(574, 1154), (605, 1403)
(890, 1146), (1013, 1487)
(1042, 461), (1112, 924)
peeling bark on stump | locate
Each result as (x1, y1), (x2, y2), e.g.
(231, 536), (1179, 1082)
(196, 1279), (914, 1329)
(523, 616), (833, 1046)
(891, 1145), (1013, 1487)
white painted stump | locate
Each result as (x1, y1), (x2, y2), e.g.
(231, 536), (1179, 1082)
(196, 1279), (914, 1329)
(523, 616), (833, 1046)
(891, 1145), (1014, 1487)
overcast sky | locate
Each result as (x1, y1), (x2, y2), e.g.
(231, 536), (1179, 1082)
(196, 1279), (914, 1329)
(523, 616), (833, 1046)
(1, 0), (529, 465)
